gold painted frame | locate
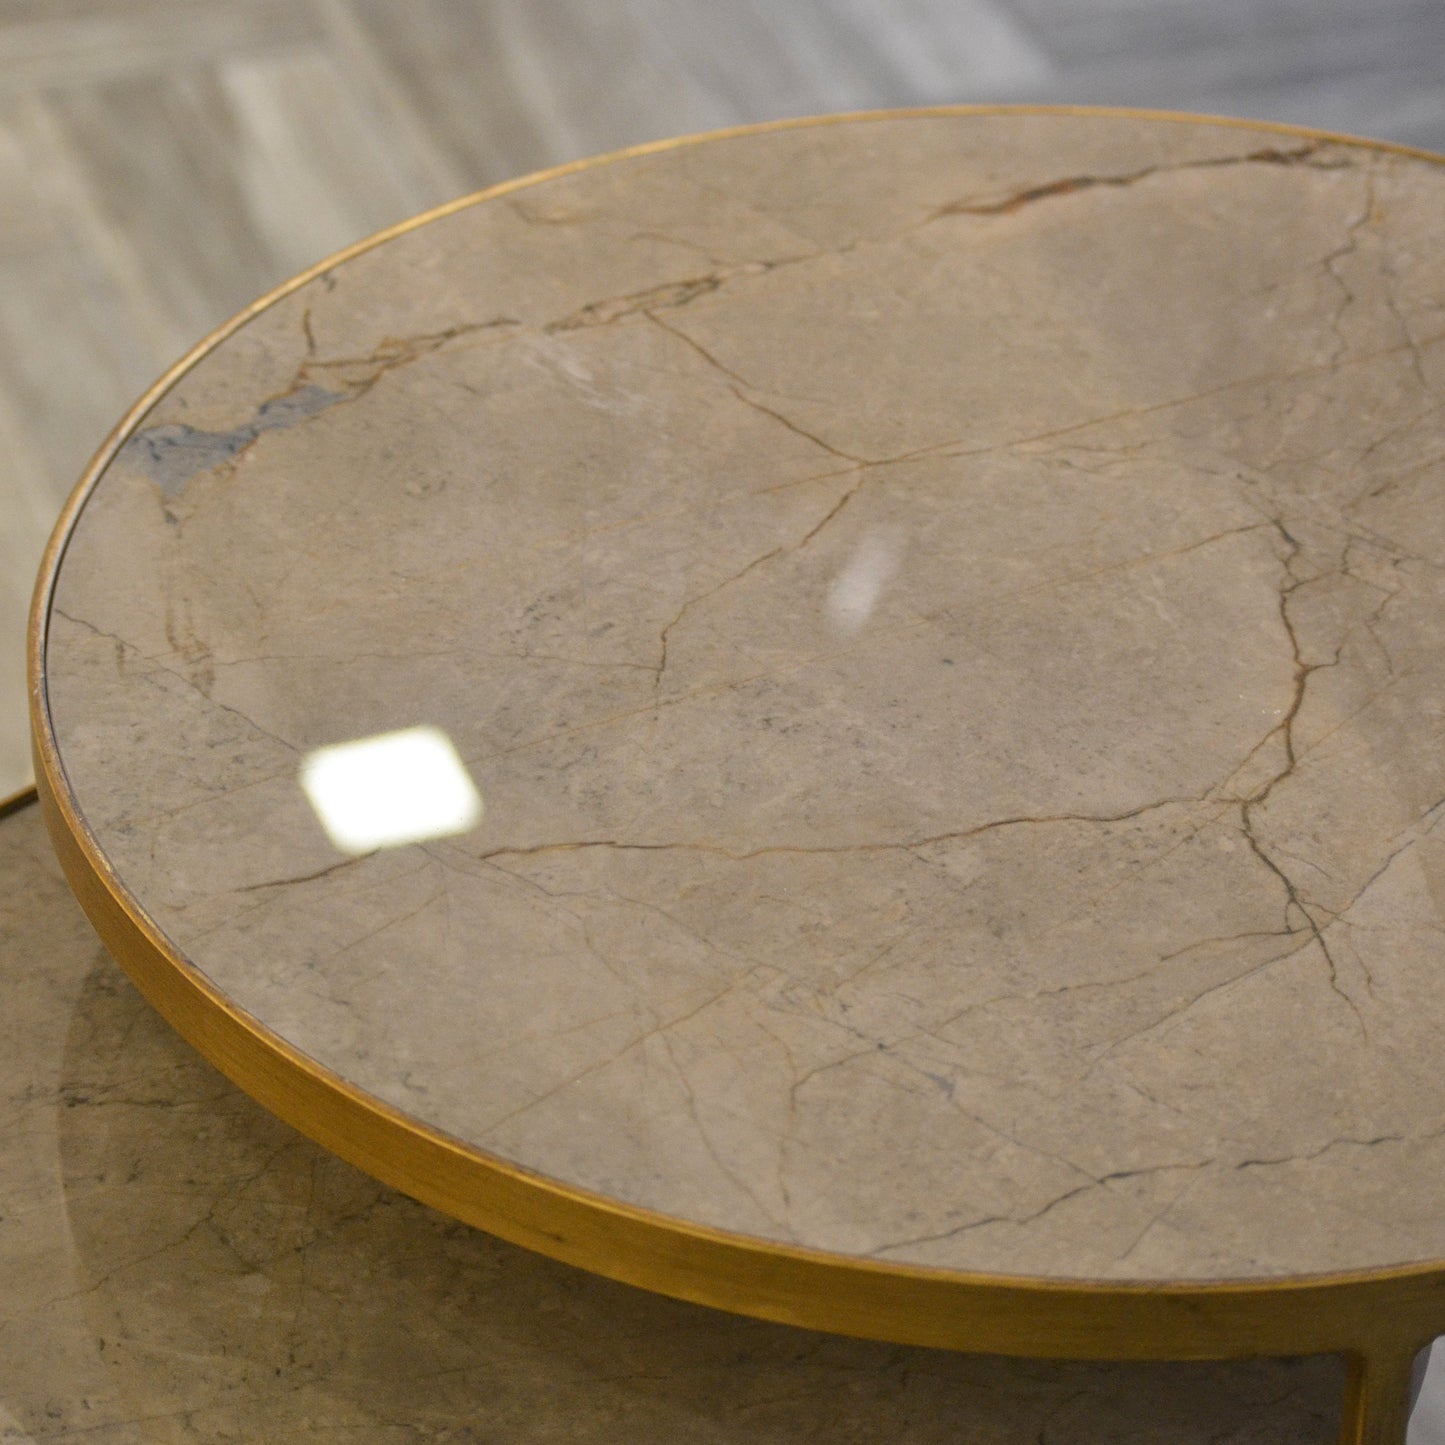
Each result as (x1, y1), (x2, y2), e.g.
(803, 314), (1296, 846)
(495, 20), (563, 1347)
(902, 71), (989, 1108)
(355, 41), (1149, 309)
(28, 108), (1445, 1444)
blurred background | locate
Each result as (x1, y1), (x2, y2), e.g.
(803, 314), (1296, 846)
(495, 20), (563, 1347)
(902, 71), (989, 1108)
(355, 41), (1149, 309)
(2, 0), (1444, 794)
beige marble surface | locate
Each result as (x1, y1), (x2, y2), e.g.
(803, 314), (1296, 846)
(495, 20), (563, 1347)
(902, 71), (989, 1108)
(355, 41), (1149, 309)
(0, 796), (1351, 1442)
(38, 112), (1445, 1282)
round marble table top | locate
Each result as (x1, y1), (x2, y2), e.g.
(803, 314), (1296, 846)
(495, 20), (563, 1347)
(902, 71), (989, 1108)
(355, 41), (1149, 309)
(33, 112), (1445, 1299)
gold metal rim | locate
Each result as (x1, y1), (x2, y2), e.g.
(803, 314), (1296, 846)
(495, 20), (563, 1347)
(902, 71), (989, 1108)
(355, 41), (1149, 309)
(28, 107), (1445, 1363)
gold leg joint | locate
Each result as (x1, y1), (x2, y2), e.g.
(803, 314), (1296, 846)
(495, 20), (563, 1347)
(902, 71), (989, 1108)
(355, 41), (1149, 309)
(1340, 1344), (1425, 1445)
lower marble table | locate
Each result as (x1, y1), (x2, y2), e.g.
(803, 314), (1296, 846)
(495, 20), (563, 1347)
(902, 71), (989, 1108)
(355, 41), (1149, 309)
(0, 786), (1353, 1443)
(27, 109), (1445, 1443)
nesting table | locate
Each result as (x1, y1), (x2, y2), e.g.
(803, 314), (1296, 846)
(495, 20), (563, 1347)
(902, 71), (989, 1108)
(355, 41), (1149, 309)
(0, 788), (1352, 1439)
(28, 110), (1445, 1443)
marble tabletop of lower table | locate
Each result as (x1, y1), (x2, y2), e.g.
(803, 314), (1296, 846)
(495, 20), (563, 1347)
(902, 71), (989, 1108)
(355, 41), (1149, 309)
(2, 788), (1361, 1443)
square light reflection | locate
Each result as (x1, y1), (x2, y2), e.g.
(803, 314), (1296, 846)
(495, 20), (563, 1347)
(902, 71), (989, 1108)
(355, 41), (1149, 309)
(299, 726), (483, 854)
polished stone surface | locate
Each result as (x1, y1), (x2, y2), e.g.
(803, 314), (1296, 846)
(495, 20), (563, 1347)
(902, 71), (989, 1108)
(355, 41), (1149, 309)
(39, 113), (1445, 1282)
(0, 796), (1349, 1442)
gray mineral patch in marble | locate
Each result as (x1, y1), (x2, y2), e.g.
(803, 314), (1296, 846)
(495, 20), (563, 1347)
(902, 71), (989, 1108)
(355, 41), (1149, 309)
(119, 383), (344, 495)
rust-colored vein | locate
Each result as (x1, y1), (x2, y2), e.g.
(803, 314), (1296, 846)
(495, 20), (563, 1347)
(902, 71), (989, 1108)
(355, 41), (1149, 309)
(1240, 806), (1365, 1031)
(1235, 1133), (1406, 1171)
(726, 385), (867, 463)
(475, 795), (1203, 868)
(932, 143), (1335, 221)
(644, 308), (753, 386)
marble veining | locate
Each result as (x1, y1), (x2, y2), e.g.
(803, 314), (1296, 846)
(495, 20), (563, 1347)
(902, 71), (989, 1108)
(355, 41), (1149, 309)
(39, 113), (1445, 1281)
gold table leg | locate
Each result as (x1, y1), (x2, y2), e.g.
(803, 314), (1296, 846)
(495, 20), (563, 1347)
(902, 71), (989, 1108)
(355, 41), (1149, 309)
(1341, 1345), (1422, 1445)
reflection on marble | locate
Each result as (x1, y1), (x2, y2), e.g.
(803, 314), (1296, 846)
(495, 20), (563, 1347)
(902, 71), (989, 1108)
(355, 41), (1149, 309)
(40, 113), (1445, 1281)
(0, 799), (1347, 1442)
(299, 725), (484, 854)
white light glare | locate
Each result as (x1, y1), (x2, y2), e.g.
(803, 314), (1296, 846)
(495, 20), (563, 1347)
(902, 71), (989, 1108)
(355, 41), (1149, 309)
(826, 529), (904, 636)
(299, 726), (483, 855)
